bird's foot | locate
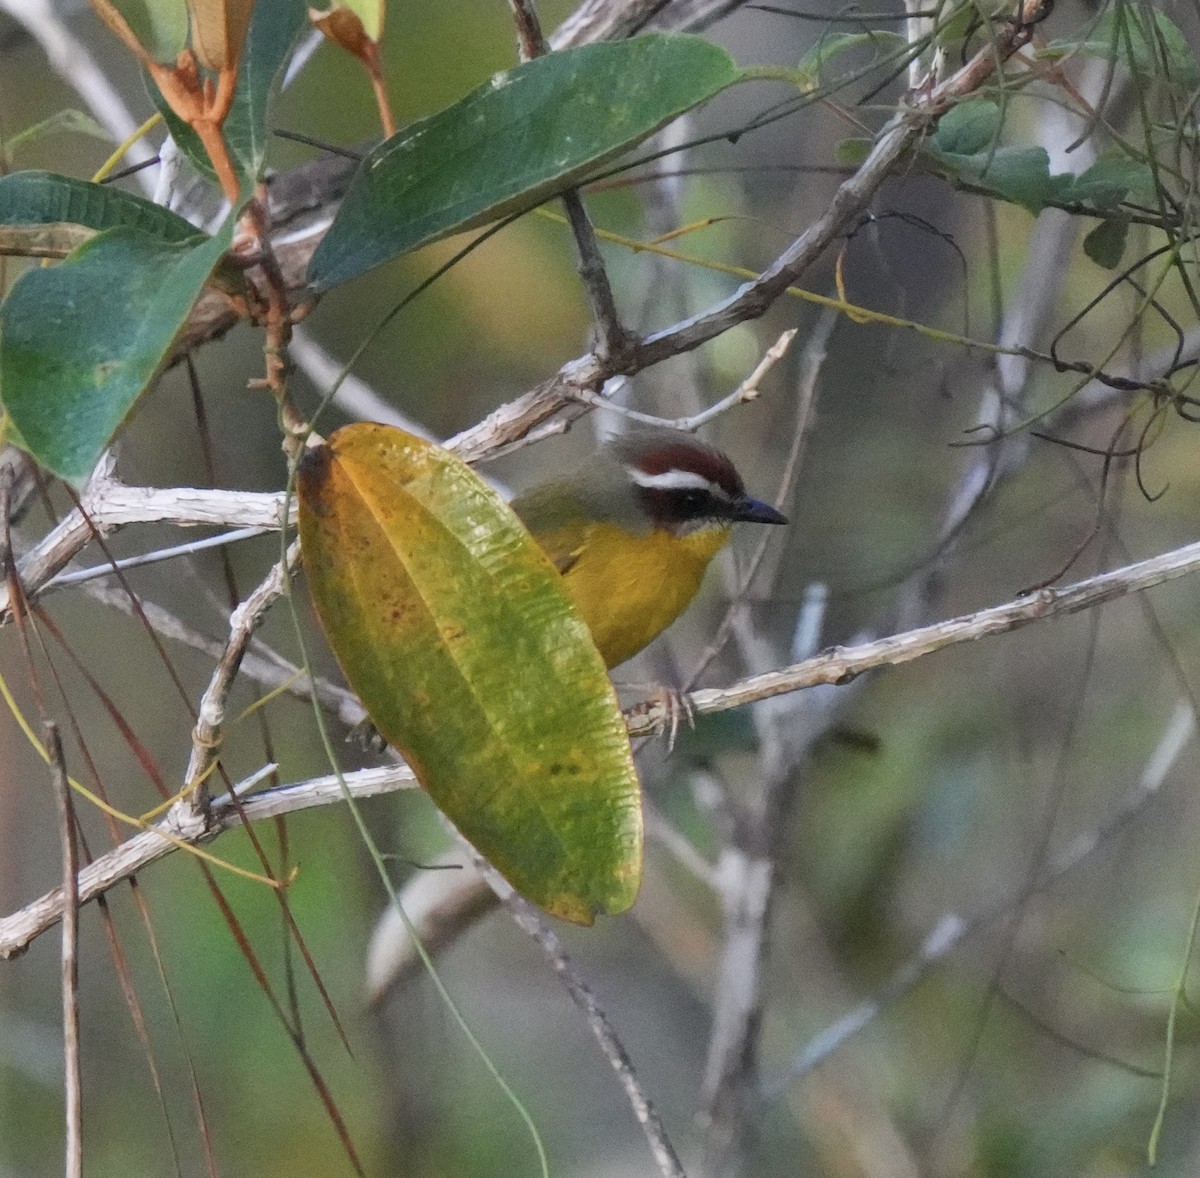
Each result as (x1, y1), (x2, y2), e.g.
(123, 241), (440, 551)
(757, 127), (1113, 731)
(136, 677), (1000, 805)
(616, 681), (695, 752)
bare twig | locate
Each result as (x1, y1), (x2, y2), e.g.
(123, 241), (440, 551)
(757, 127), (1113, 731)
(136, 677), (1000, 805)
(510, 0), (631, 360)
(550, 0), (670, 48)
(75, 579), (365, 729)
(626, 536), (1200, 737)
(687, 320), (835, 1173)
(44, 527), (271, 590)
(491, 869), (689, 1178)
(6, 533), (1200, 958)
(3, 470), (290, 623)
(0, 762), (417, 959)
(181, 542), (299, 812)
(45, 723), (82, 1178)
(699, 583), (836, 1174)
(549, 0), (750, 48)
(574, 329), (798, 431)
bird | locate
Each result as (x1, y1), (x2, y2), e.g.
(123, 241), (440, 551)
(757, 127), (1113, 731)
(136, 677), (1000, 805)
(511, 428), (788, 669)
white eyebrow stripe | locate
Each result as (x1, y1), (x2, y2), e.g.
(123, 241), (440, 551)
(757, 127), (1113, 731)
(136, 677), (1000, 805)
(625, 467), (725, 494)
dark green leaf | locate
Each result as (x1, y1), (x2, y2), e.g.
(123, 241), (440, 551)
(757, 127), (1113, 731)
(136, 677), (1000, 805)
(298, 425), (643, 924)
(0, 170), (204, 244)
(308, 34), (741, 291)
(924, 108), (1159, 216)
(1062, 149), (1157, 210)
(1083, 216), (1130, 269)
(932, 143), (1071, 215)
(0, 222), (233, 483)
(932, 99), (1002, 157)
(152, 0), (307, 188)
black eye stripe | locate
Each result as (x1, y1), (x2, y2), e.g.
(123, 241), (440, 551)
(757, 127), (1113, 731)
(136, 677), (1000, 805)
(637, 485), (734, 524)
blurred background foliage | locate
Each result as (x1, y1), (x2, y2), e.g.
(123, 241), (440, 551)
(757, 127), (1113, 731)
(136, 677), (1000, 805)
(4, 0), (1200, 1176)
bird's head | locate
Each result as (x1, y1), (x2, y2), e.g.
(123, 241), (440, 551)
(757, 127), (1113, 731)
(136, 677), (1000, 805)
(604, 429), (788, 536)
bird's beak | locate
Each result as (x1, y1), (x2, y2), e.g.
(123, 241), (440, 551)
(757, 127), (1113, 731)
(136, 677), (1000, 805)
(734, 496), (788, 525)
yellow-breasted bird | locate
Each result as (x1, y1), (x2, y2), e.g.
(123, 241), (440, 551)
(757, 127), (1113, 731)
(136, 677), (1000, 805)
(512, 428), (788, 669)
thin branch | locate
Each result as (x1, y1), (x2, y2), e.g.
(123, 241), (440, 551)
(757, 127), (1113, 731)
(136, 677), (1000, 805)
(699, 581), (836, 1174)
(46, 723), (82, 1178)
(448, 1), (1048, 464)
(0, 763), (418, 959)
(181, 542), (298, 812)
(550, 0), (671, 48)
(491, 868), (689, 1178)
(76, 579), (365, 729)
(3, 470), (290, 622)
(44, 527), (271, 590)
(574, 328), (797, 431)
(626, 536), (1200, 737)
(509, 0), (631, 360)
(5, 532), (1198, 959)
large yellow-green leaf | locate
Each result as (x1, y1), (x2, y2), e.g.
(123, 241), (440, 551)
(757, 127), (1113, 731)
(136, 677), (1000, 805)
(297, 424), (642, 924)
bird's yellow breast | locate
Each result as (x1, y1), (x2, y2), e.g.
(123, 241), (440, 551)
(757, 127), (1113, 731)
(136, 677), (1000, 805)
(552, 521), (732, 668)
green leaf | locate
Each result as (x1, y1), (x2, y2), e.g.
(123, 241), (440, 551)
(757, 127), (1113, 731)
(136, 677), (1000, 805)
(923, 106), (1160, 216)
(1062, 148), (1157, 210)
(794, 31), (906, 92)
(0, 170), (204, 244)
(1083, 215), (1130, 269)
(0, 221), (234, 483)
(1041, 8), (1200, 89)
(308, 34), (741, 291)
(931, 99), (1002, 157)
(153, 0), (308, 188)
(932, 0), (977, 49)
(933, 143), (1071, 215)
(109, 0), (189, 62)
(298, 424), (643, 924)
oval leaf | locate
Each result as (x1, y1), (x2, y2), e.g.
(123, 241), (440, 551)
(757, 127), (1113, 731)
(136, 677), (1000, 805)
(298, 424), (642, 924)
(0, 170), (204, 245)
(307, 34), (741, 291)
(0, 221), (234, 483)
